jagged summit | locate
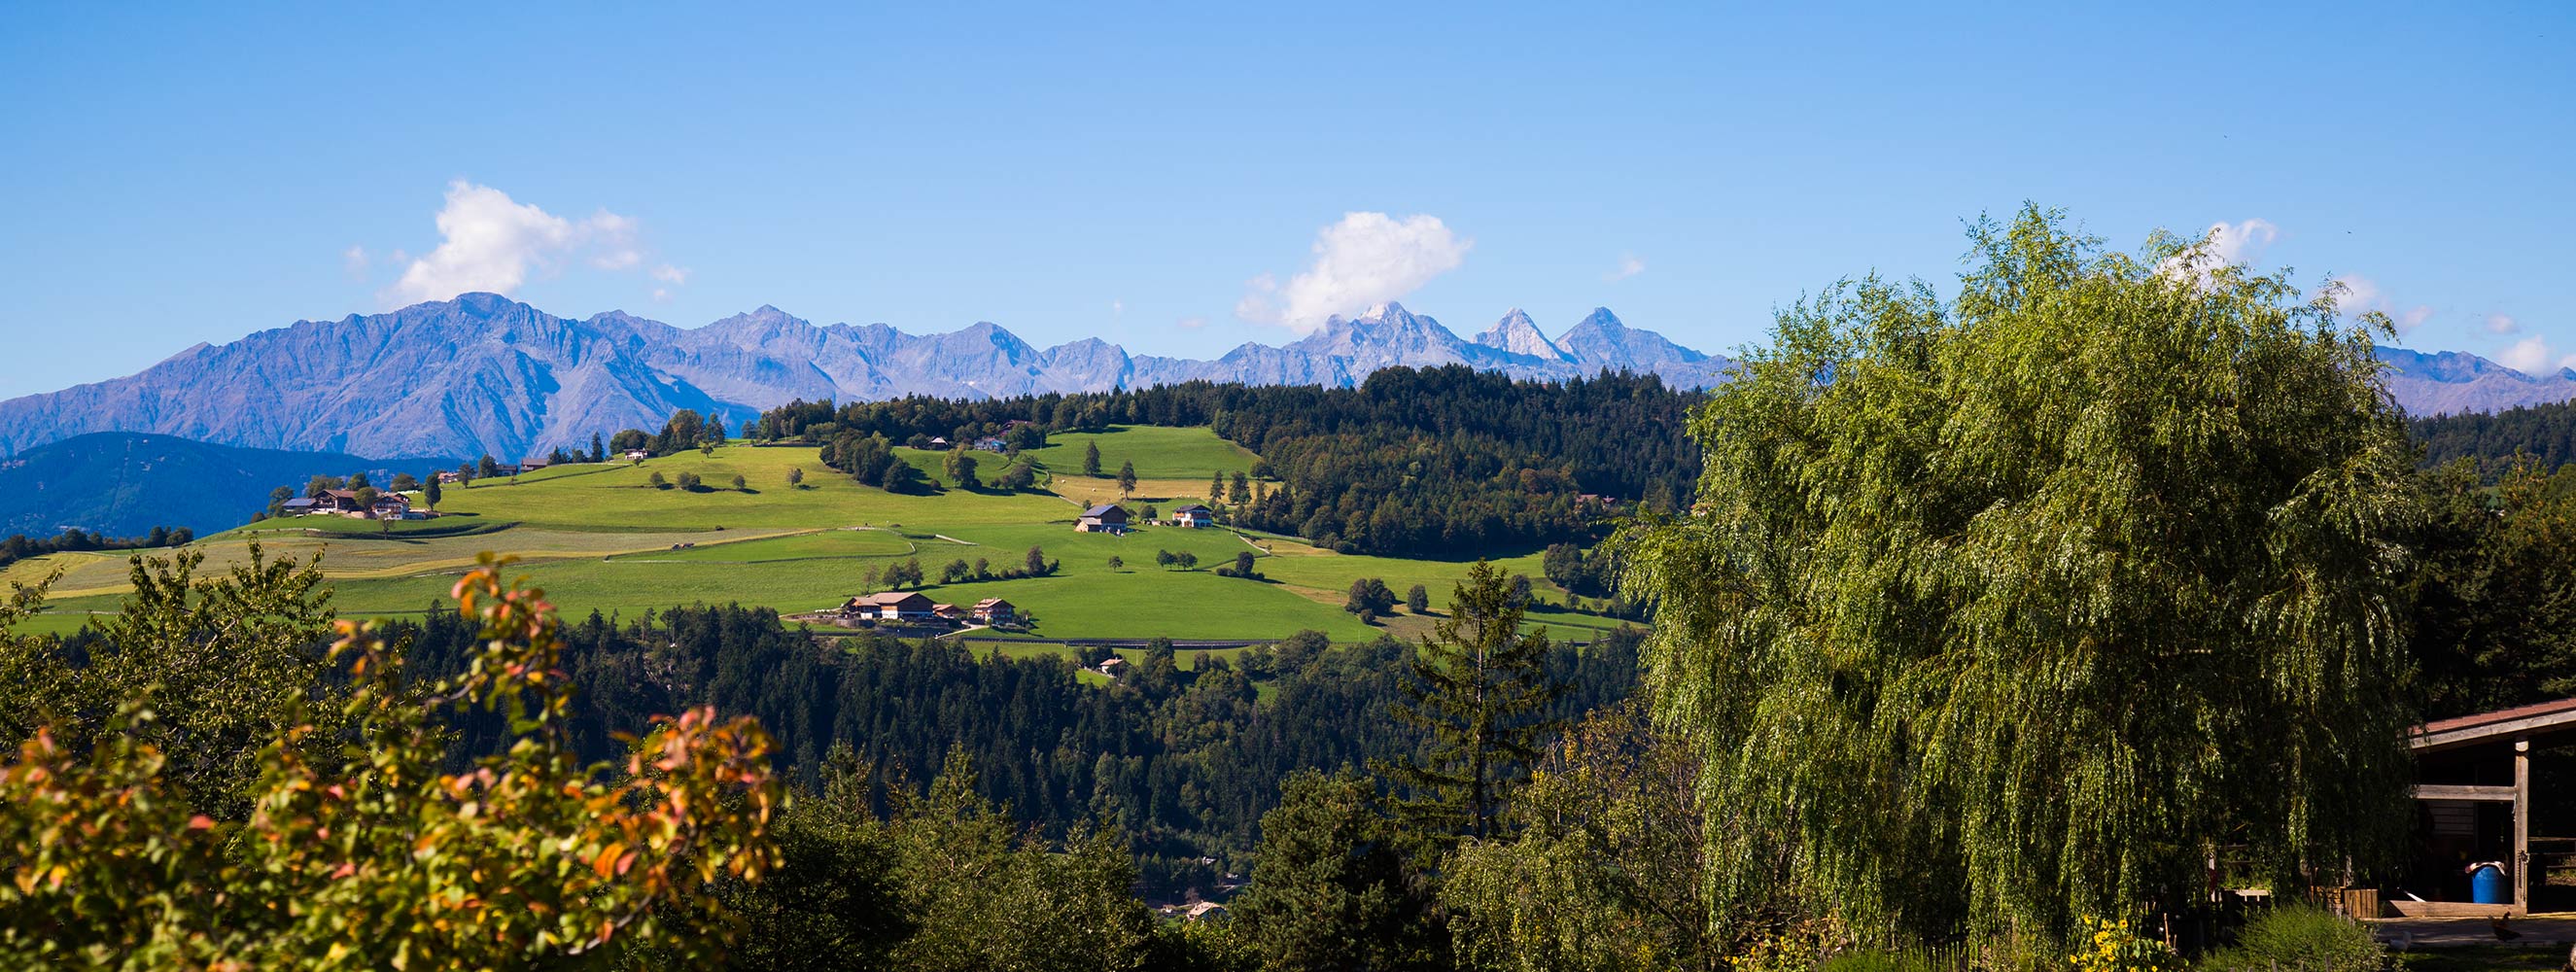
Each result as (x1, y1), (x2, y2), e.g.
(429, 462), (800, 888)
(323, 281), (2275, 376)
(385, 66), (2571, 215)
(1475, 307), (1573, 363)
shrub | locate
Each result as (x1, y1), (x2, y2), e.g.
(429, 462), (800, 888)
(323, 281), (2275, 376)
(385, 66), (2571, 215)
(2069, 918), (2176, 972)
(677, 471), (702, 490)
(2200, 906), (2383, 972)
(649, 471), (669, 489)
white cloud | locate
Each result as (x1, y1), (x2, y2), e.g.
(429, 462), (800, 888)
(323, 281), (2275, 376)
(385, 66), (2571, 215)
(1605, 253), (1645, 282)
(2324, 273), (2433, 334)
(2158, 219), (2279, 286)
(2494, 335), (2576, 374)
(383, 181), (650, 305)
(1236, 212), (1470, 331)
(2203, 219), (2278, 265)
(2487, 313), (2521, 335)
(342, 245), (370, 276)
(651, 263), (690, 286)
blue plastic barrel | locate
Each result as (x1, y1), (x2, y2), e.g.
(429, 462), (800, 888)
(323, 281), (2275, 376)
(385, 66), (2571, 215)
(2471, 864), (2509, 904)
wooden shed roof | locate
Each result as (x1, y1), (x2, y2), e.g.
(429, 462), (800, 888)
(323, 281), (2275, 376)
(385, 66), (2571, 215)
(2411, 697), (2576, 752)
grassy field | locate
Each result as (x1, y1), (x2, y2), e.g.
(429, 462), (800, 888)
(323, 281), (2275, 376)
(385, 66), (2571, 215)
(6, 427), (1629, 643)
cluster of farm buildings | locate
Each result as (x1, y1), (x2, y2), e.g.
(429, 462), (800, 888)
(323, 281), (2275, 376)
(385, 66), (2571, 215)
(277, 489), (424, 520)
(839, 592), (1019, 629)
(1075, 503), (1212, 535)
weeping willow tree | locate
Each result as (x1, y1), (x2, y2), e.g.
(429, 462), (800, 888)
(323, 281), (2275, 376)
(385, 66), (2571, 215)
(1619, 206), (2418, 948)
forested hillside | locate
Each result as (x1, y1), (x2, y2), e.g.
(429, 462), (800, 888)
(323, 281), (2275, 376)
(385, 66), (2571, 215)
(2410, 397), (2576, 474)
(311, 603), (1643, 896)
(758, 365), (1700, 555)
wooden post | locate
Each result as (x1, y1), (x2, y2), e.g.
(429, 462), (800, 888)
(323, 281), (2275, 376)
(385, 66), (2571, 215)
(2516, 737), (2531, 914)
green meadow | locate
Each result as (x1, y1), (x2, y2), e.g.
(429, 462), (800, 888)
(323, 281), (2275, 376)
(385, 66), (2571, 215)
(4, 426), (1626, 644)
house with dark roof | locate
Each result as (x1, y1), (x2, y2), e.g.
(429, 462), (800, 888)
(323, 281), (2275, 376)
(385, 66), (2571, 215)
(1170, 503), (1214, 529)
(281, 497), (321, 515)
(1076, 503), (1131, 535)
(846, 591), (937, 621)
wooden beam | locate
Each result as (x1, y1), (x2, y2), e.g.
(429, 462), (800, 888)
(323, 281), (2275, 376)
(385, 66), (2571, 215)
(2413, 709), (2576, 751)
(2413, 783), (2518, 802)
(2516, 738), (2531, 914)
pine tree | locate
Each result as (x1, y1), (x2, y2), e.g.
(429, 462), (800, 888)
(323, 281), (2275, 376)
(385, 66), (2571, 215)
(1082, 440), (1102, 477)
(1373, 559), (1561, 843)
(1117, 461), (1137, 500)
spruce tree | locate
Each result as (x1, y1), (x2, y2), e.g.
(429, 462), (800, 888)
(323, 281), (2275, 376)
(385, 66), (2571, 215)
(1082, 440), (1101, 476)
(1374, 559), (1561, 843)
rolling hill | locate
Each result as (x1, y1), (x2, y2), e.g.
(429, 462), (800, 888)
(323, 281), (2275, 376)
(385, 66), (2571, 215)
(0, 432), (452, 538)
(3, 430), (1631, 647)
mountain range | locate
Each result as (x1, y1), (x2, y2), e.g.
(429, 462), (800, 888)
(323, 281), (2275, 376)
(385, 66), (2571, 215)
(0, 295), (1731, 462)
(0, 293), (2564, 466)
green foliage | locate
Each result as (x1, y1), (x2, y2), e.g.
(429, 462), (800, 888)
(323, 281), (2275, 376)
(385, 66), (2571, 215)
(2406, 458), (2576, 717)
(1442, 702), (1713, 972)
(0, 555), (783, 967)
(1376, 560), (1561, 842)
(1619, 206), (2419, 947)
(1231, 768), (1441, 972)
(677, 470), (703, 490)
(882, 749), (1157, 972)
(1084, 440), (1103, 476)
(2068, 918), (2178, 972)
(2409, 398), (2576, 475)
(2200, 906), (2384, 972)
(0, 546), (338, 818)
(1345, 577), (1398, 615)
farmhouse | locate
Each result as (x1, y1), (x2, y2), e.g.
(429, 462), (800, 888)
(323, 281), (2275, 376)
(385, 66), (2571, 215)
(320, 489), (366, 513)
(281, 497), (321, 515)
(973, 435), (1008, 452)
(932, 603), (964, 621)
(1170, 503), (1214, 529)
(2389, 697), (2576, 916)
(435, 470), (465, 485)
(624, 450), (651, 462)
(970, 598), (1017, 624)
(1076, 503), (1131, 535)
(520, 458), (549, 470)
(370, 494), (412, 518)
(846, 591), (937, 621)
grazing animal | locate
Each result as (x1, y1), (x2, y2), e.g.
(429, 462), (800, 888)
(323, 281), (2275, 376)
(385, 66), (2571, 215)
(2493, 916), (2521, 941)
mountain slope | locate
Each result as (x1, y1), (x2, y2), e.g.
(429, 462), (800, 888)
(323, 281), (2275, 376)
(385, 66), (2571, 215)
(0, 433), (453, 537)
(0, 295), (1742, 462)
(2375, 346), (2576, 416)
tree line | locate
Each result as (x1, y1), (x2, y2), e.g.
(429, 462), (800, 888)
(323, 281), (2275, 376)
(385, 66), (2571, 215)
(748, 366), (1701, 556)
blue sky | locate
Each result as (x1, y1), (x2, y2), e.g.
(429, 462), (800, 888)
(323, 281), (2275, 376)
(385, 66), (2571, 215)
(1, 3), (2568, 397)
